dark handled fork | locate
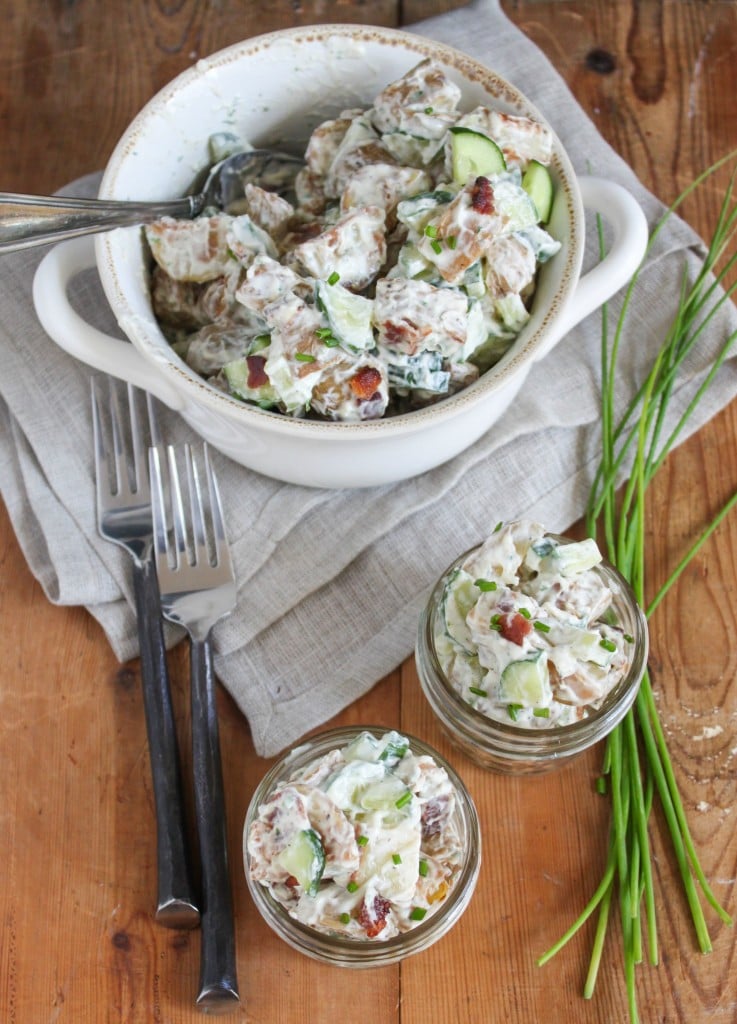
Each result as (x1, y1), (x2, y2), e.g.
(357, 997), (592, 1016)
(91, 377), (199, 930)
(149, 443), (240, 1014)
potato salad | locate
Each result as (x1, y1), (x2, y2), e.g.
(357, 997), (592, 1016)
(246, 730), (463, 939)
(146, 59), (560, 421)
(435, 521), (634, 727)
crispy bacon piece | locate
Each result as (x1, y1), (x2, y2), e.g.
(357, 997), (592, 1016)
(350, 366), (383, 400)
(499, 611), (532, 646)
(246, 355), (269, 389)
(470, 175), (495, 216)
(358, 894), (392, 937)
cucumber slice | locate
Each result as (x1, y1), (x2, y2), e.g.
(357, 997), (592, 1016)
(499, 652), (552, 707)
(450, 127), (506, 185)
(378, 732), (410, 766)
(522, 160), (554, 223)
(440, 570), (477, 653)
(222, 356), (279, 408)
(396, 189), (456, 232)
(277, 828), (326, 896)
(533, 538), (602, 578)
(316, 280), (374, 351)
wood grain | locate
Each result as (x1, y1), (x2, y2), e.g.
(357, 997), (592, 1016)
(1, 1), (737, 1022)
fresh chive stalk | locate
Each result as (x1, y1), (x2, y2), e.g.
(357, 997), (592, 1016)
(538, 155), (737, 1021)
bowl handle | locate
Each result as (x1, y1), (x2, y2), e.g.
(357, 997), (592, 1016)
(532, 175), (649, 362)
(32, 235), (185, 409)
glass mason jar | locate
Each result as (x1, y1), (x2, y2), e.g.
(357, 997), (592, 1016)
(243, 725), (481, 967)
(416, 542), (649, 775)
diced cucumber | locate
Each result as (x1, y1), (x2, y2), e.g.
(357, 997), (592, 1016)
(495, 293), (530, 332)
(522, 160), (554, 223)
(316, 280), (374, 351)
(222, 357), (279, 408)
(449, 127), (506, 185)
(276, 828), (326, 896)
(342, 731), (384, 762)
(499, 652), (552, 707)
(537, 538), (602, 578)
(378, 732), (410, 766)
(384, 350), (450, 394)
(360, 775), (410, 812)
(396, 189), (456, 232)
(462, 261), (486, 299)
(439, 570), (477, 654)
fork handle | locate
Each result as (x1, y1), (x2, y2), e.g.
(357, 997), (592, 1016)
(133, 559), (200, 930)
(190, 636), (240, 1013)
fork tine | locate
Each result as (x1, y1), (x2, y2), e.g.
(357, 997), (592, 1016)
(127, 382), (148, 499)
(184, 444), (209, 568)
(204, 445), (233, 576)
(167, 445), (190, 570)
(150, 445), (170, 568)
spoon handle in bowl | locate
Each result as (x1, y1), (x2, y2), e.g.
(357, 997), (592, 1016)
(0, 192), (195, 252)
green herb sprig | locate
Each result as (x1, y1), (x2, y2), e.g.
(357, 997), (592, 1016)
(539, 155), (737, 1022)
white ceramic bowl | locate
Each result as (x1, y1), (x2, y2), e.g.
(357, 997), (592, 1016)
(33, 24), (648, 489)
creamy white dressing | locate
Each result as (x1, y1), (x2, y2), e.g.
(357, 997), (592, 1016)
(146, 59), (561, 422)
(435, 521), (633, 728)
(247, 730), (463, 939)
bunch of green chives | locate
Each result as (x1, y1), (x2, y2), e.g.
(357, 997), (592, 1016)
(539, 156), (737, 1023)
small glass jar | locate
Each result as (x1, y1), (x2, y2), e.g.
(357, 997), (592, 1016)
(243, 725), (481, 967)
(416, 543), (648, 774)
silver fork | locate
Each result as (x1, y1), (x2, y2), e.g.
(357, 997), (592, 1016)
(149, 442), (240, 1014)
(91, 377), (200, 930)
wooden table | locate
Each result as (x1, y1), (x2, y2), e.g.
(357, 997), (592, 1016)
(2, 2), (736, 1021)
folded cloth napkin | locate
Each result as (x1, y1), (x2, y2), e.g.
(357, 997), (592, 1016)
(2, 0), (736, 757)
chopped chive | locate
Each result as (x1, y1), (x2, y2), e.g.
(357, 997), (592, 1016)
(507, 703), (523, 721)
(624, 633), (634, 643)
(599, 637), (617, 652)
(346, 881), (359, 893)
(595, 776), (608, 796)
(494, 521), (503, 532)
(327, 271), (340, 285)
(447, 235), (457, 250)
(409, 907), (427, 921)
(392, 853), (402, 865)
(424, 224), (438, 238)
(295, 352), (317, 363)
(533, 707), (550, 718)
(430, 239), (443, 255)
(424, 106), (434, 114)
(534, 620), (551, 633)
(419, 860), (429, 877)
(395, 790), (412, 809)
(469, 686), (488, 698)
(339, 912), (351, 925)
(357, 834), (369, 847)
(474, 578), (497, 591)
(519, 607), (532, 619)
(489, 613), (502, 631)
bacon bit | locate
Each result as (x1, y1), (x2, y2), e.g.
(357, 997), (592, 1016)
(285, 875), (299, 888)
(246, 355), (269, 389)
(499, 611), (533, 646)
(350, 366), (382, 400)
(471, 175), (495, 215)
(358, 894), (392, 937)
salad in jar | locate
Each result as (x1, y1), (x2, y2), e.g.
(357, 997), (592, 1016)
(434, 520), (636, 728)
(145, 58), (560, 422)
(245, 729), (465, 940)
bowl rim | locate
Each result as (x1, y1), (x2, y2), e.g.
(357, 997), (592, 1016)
(98, 23), (585, 439)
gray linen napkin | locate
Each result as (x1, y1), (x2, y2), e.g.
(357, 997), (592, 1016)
(2, 0), (736, 757)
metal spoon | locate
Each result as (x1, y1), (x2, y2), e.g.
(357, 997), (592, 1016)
(0, 149), (304, 254)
